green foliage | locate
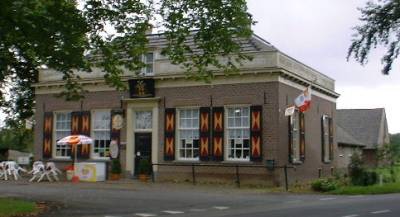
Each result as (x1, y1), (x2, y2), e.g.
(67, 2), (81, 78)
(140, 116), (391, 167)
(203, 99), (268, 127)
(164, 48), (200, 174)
(0, 0), (254, 124)
(111, 159), (122, 174)
(138, 158), (152, 175)
(348, 0), (400, 75)
(0, 125), (33, 152)
(332, 182), (400, 195)
(311, 178), (338, 192)
(390, 133), (400, 145)
(348, 153), (378, 186)
(0, 198), (37, 217)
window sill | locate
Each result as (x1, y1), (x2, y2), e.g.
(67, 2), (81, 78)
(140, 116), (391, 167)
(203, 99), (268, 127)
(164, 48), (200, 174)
(291, 160), (303, 165)
(222, 160), (252, 164)
(85, 159), (111, 163)
(49, 158), (73, 162)
(173, 159), (200, 164)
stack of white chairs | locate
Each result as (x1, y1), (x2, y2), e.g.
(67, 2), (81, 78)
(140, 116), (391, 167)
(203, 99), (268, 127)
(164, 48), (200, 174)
(0, 161), (27, 181)
(29, 161), (62, 182)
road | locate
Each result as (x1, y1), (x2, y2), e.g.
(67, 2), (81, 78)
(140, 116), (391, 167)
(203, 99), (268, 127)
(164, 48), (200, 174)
(0, 180), (399, 217)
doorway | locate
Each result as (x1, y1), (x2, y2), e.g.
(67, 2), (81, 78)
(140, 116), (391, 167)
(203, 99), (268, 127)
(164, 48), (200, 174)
(134, 132), (152, 176)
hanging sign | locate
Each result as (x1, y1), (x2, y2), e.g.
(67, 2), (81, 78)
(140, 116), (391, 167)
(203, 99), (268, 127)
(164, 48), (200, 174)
(109, 140), (119, 159)
(128, 79), (155, 98)
(285, 106), (296, 116)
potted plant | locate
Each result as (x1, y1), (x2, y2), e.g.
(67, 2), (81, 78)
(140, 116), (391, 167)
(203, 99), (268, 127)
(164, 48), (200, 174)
(138, 158), (152, 182)
(110, 159), (122, 180)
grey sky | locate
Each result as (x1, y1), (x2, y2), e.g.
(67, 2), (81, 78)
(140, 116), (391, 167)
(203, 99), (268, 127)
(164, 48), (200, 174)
(247, 0), (400, 133)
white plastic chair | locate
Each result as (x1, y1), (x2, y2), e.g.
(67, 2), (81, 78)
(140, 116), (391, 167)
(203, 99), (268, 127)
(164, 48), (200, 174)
(1, 161), (26, 181)
(29, 161), (61, 182)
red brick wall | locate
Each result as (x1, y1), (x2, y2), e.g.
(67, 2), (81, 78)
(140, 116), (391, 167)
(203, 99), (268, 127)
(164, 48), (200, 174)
(34, 80), (337, 185)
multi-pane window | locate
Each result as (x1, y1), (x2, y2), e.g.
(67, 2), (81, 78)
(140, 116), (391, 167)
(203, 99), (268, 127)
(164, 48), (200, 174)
(289, 110), (301, 163)
(227, 107), (250, 161)
(55, 112), (71, 157)
(92, 110), (111, 158)
(322, 115), (331, 162)
(141, 52), (154, 76)
(135, 111), (152, 130)
(178, 108), (199, 160)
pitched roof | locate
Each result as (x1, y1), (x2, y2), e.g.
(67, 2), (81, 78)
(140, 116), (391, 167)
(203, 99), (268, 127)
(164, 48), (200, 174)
(147, 32), (277, 52)
(336, 108), (385, 149)
(336, 125), (364, 147)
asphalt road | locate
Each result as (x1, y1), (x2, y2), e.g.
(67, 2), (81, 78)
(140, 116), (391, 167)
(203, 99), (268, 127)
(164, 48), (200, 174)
(0, 180), (399, 217)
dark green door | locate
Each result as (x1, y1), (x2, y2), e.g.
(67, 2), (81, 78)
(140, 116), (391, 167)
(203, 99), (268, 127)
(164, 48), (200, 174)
(134, 133), (152, 176)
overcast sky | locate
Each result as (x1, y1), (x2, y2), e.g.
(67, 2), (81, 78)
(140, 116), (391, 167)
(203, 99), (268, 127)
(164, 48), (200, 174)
(247, 0), (400, 134)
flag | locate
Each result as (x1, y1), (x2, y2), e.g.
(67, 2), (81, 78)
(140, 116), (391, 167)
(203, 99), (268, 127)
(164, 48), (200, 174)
(294, 86), (312, 112)
(285, 106), (296, 116)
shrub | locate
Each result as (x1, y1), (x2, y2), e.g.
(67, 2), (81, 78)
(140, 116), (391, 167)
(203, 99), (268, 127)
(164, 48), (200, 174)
(311, 178), (338, 192)
(111, 159), (122, 174)
(138, 158), (152, 175)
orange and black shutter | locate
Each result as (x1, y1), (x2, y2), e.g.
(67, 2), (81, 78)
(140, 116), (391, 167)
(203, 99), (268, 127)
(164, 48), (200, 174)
(71, 112), (81, 135)
(70, 112), (81, 157)
(250, 106), (262, 161)
(212, 107), (224, 161)
(79, 111), (91, 159)
(199, 107), (211, 161)
(328, 117), (334, 161)
(288, 116), (293, 163)
(321, 116), (325, 162)
(43, 112), (53, 159)
(164, 108), (175, 161)
(299, 112), (305, 161)
(70, 111), (91, 159)
(110, 110), (123, 159)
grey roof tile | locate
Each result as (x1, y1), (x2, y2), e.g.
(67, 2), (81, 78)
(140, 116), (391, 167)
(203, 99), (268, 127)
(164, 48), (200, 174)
(336, 108), (384, 149)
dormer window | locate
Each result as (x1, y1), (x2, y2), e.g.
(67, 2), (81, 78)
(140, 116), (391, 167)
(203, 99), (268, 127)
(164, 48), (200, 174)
(141, 52), (154, 76)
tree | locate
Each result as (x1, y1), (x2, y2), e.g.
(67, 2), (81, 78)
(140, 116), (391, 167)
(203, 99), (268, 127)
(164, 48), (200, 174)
(348, 0), (400, 75)
(0, 0), (255, 123)
(0, 124), (34, 152)
(378, 142), (400, 182)
(390, 133), (400, 145)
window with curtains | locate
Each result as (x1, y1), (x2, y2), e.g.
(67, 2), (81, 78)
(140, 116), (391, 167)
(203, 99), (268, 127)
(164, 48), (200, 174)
(55, 112), (71, 157)
(177, 108), (199, 160)
(141, 52), (154, 76)
(92, 110), (111, 158)
(289, 110), (301, 163)
(226, 106), (250, 161)
(322, 115), (331, 163)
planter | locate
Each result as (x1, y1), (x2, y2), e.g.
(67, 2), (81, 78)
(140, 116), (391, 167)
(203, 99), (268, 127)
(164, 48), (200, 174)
(109, 173), (121, 181)
(138, 174), (150, 182)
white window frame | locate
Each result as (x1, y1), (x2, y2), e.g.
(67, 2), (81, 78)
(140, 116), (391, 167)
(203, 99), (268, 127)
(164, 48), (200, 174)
(141, 52), (154, 76)
(91, 109), (111, 159)
(53, 111), (72, 159)
(322, 115), (331, 163)
(176, 107), (200, 161)
(290, 110), (301, 163)
(225, 105), (251, 162)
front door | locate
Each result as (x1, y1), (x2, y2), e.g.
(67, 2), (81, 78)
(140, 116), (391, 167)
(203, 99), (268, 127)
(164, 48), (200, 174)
(134, 133), (152, 176)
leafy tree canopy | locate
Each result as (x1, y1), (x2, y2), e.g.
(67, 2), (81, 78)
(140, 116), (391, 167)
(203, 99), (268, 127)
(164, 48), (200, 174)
(0, 0), (254, 124)
(0, 124), (33, 152)
(348, 0), (400, 75)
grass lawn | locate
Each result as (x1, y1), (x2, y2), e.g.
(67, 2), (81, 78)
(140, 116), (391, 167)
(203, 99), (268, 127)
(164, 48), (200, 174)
(0, 198), (37, 217)
(331, 182), (400, 195)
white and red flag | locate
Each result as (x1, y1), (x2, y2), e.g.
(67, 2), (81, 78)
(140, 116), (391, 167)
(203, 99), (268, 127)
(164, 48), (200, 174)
(294, 86), (312, 112)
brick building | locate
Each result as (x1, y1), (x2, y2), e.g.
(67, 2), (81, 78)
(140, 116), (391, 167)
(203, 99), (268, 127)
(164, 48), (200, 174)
(33, 33), (339, 185)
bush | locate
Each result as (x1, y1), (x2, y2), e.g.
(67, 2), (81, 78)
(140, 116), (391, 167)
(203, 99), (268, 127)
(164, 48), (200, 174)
(311, 178), (338, 192)
(347, 152), (377, 186)
(138, 158), (152, 175)
(111, 159), (122, 174)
